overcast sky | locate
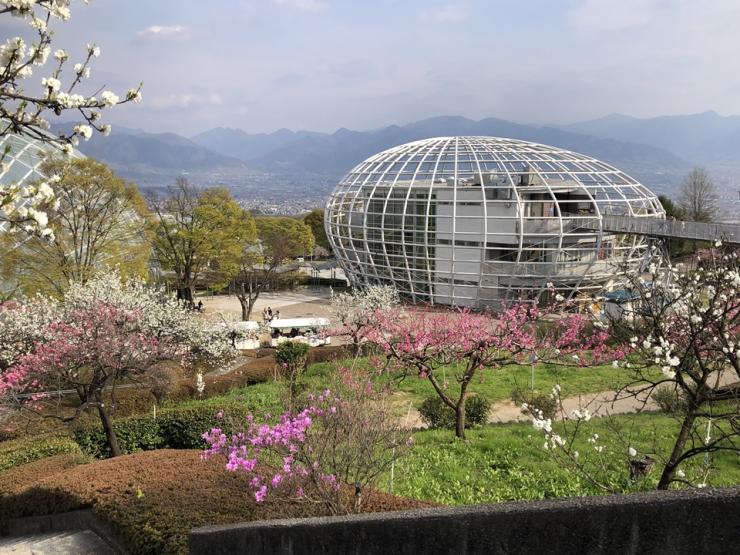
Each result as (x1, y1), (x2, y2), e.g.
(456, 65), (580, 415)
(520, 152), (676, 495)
(10, 0), (740, 135)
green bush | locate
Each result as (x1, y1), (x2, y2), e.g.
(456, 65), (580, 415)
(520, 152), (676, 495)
(74, 404), (253, 458)
(418, 395), (491, 429)
(74, 416), (162, 459)
(511, 386), (558, 420)
(651, 385), (688, 414)
(0, 436), (83, 472)
(275, 341), (309, 371)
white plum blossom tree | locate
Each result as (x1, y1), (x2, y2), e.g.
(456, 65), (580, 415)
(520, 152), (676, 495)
(62, 271), (235, 364)
(0, 0), (142, 237)
(330, 285), (399, 356)
(528, 245), (739, 491)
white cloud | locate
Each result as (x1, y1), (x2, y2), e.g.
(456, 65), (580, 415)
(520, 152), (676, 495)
(570, 0), (672, 33)
(272, 0), (327, 12)
(138, 25), (188, 38)
(420, 3), (469, 24)
(148, 93), (222, 110)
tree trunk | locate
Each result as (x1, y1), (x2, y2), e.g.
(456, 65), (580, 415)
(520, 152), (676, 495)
(239, 296), (249, 321)
(455, 395), (467, 440)
(96, 394), (121, 457)
(657, 409), (697, 489)
(177, 286), (193, 304)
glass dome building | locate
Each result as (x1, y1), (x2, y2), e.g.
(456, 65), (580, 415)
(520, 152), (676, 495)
(325, 136), (665, 307)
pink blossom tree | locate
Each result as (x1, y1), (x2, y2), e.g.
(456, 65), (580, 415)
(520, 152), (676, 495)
(0, 271), (236, 453)
(6, 304), (183, 456)
(367, 304), (615, 440)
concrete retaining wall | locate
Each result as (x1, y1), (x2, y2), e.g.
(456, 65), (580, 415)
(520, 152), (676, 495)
(190, 487), (740, 554)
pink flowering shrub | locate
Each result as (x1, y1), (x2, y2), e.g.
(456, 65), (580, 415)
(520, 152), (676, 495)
(203, 366), (411, 515)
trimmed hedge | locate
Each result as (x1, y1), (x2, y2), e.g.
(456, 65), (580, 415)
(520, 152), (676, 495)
(74, 404), (254, 459)
(418, 395), (491, 429)
(0, 436), (83, 473)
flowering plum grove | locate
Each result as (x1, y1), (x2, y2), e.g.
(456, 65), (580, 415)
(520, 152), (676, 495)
(366, 303), (620, 439)
(0, 0), (142, 238)
(0, 271), (235, 456)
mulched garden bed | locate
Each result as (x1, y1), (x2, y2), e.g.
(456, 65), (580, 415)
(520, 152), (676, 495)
(0, 449), (433, 555)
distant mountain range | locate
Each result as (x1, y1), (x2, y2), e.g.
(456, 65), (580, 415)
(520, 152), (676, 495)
(61, 111), (740, 200)
(190, 115), (687, 178)
(563, 110), (740, 164)
(51, 123), (249, 188)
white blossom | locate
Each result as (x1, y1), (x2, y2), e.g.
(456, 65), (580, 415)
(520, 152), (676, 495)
(41, 76), (61, 92)
(101, 90), (119, 107)
(73, 124), (93, 140)
(571, 408), (591, 422)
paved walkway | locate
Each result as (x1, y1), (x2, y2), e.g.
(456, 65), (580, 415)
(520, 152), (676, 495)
(398, 371), (738, 429)
(200, 287), (334, 321)
(0, 530), (116, 554)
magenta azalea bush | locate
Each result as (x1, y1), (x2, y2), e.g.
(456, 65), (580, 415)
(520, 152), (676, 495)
(203, 366), (411, 515)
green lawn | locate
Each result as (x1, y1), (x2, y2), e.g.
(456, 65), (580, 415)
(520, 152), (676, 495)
(303, 357), (644, 406)
(382, 413), (740, 506)
(177, 357), (653, 422)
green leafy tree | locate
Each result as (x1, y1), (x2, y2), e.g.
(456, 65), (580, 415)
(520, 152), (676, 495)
(657, 194), (689, 257)
(232, 216), (314, 320)
(275, 341), (310, 411)
(151, 179), (256, 303)
(1, 158), (152, 296)
(303, 208), (330, 253)
(657, 195), (684, 221)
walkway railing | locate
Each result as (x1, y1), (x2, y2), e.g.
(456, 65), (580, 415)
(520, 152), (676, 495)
(585, 215), (740, 244)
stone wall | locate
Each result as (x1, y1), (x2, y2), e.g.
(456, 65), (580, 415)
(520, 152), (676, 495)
(190, 487), (740, 554)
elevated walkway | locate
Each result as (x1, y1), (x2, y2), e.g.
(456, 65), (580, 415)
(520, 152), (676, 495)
(582, 215), (740, 244)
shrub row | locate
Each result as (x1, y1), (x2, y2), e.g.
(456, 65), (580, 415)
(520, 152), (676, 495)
(418, 395), (491, 429)
(0, 435), (83, 473)
(74, 404), (254, 459)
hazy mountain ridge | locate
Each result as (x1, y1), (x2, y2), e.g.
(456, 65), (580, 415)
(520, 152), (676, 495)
(58, 112), (740, 199)
(565, 111), (740, 164)
(52, 124), (248, 176)
(190, 115), (688, 177)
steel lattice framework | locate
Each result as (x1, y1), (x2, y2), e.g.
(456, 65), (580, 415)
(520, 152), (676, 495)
(325, 136), (665, 307)
(0, 130), (83, 232)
